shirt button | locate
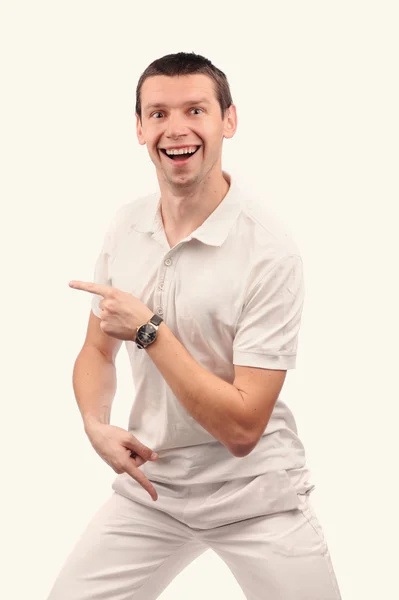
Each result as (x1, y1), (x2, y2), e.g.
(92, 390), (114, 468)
(158, 282), (164, 290)
(164, 258), (172, 266)
(157, 307), (164, 316)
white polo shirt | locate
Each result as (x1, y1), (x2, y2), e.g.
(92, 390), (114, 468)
(90, 171), (315, 504)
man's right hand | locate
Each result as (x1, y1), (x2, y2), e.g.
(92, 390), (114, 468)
(84, 421), (159, 501)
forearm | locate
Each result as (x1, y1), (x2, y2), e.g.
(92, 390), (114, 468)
(72, 345), (117, 431)
(145, 323), (249, 455)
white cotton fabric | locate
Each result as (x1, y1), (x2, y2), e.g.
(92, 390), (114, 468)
(90, 171), (315, 502)
(46, 491), (342, 600)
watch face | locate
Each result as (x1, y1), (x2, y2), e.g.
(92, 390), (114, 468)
(137, 323), (156, 345)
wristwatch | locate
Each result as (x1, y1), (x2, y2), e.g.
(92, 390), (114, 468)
(135, 314), (164, 349)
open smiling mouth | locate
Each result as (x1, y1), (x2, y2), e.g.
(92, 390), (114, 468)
(160, 146), (201, 164)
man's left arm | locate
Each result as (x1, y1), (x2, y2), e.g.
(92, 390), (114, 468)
(146, 254), (304, 457)
(145, 322), (286, 457)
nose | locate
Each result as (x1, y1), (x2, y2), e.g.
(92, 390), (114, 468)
(165, 111), (189, 140)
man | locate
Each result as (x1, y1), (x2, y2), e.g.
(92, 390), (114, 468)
(47, 52), (342, 599)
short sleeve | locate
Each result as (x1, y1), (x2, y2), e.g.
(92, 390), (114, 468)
(90, 206), (125, 318)
(233, 254), (305, 370)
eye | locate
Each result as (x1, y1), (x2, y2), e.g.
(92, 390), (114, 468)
(150, 108), (203, 119)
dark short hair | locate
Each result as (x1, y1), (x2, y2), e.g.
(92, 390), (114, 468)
(135, 52), (233, 121)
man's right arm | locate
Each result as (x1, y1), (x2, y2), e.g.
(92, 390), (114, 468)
(71, 309), (160, 501)
(72, 310), (123, 433)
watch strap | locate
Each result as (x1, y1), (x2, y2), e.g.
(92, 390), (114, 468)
(149, 314), (163, 327)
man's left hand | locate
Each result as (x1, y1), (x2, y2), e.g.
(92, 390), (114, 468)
(68, 281), (153, 341)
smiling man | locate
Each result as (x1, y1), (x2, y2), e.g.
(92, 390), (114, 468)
(138, 70), (235, 248)
(47, 52), (342, 600)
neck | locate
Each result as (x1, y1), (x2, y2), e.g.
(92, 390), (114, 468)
(157, 166), (230, 241)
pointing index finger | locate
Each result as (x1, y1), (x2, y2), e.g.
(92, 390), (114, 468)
(68, 281), (111, 297)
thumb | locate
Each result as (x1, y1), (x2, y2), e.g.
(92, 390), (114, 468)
(125, 436), (159, 461)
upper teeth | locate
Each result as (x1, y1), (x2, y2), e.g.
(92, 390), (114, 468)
(165, 146), (198, 155)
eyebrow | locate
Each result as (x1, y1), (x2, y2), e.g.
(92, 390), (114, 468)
(144, 98), (211, 112)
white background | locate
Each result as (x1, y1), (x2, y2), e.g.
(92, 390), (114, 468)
(1, 1), (398, 598)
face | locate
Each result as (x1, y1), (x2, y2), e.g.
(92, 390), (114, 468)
(136, 74), (237, 189)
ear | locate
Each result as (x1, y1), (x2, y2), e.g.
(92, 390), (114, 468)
(136, 113), (146, 146)
(223, 104), (238, 140)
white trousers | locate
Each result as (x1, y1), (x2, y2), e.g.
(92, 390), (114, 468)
(46, 484), (342, 600)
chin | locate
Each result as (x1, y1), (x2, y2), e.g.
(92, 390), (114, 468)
(170, 173), (201, 187)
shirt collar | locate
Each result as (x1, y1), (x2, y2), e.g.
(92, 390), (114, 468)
(133, 171), (244, 247)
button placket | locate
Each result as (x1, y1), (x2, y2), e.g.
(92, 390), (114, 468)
(156, 249), (179, 322)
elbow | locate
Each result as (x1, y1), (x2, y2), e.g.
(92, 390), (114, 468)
(228, 431), (259, 458)
(225, 409), (267, 457)
(230, 441), (256, 458)
(228, 418), (267, 457)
